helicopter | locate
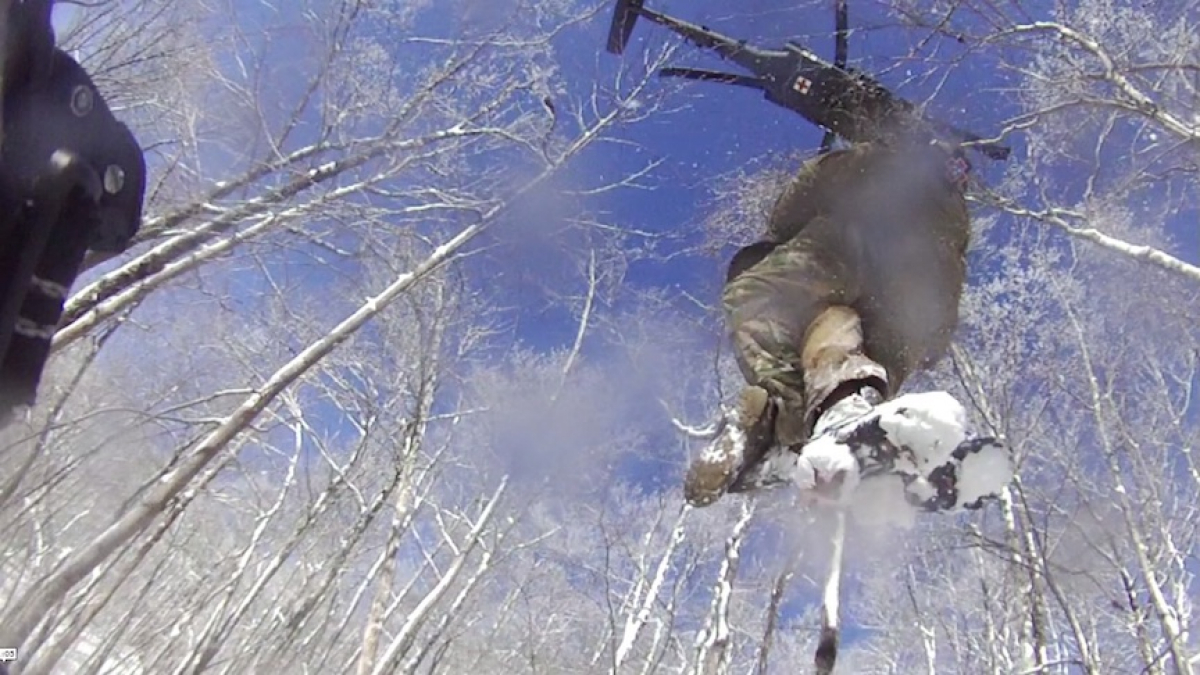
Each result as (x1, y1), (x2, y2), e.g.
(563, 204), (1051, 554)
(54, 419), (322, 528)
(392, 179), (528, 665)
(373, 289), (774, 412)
(606, 0), (1010, 161)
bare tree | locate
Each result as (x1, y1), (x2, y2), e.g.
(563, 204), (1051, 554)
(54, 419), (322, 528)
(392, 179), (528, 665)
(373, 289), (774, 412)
(4, 1), (1200, 673)
(0, 0), (696, 672)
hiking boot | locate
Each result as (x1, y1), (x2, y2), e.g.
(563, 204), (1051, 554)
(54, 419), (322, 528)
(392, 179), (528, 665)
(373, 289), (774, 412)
(684, 386), (774, 507)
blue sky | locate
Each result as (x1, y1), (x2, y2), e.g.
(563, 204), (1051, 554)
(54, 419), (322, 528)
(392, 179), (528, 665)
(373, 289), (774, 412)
(26, 0), (1198, 670)
(495, 0), (1027, 329)
(491, 0), (1200, 396)
(469, 0), (1034, 460)
(464, 0), (1199, 640)
(59, 0), (1197, 535)
(469, 0), (1035, 627)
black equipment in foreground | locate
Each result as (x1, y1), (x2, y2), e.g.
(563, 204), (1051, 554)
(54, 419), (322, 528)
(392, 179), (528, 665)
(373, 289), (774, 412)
(0, 0), (147, 424)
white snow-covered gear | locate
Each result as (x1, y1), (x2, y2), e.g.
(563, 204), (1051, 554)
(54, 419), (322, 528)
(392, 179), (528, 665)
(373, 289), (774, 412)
(735, 390), (1013, 513)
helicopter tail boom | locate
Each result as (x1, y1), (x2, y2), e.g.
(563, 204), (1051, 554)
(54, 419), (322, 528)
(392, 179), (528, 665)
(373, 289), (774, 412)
(606, 0), (644, 54)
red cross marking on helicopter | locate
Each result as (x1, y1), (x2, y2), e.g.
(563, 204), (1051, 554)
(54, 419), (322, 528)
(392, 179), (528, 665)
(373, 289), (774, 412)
(945, 156), (970, 185)
(792, 76), (812, 95)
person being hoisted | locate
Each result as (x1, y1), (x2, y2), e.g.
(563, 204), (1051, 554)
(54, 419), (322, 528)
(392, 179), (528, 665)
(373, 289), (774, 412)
(685, 136), (984, 508)
(605, 0), (1015, 510)
(606, 5), (1016, 671)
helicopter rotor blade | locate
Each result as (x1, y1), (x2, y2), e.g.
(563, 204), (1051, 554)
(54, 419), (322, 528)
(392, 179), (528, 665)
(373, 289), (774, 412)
(820, 0), (849, 153)
(659, 67), (765, 89)
(833, 0), (848, 68)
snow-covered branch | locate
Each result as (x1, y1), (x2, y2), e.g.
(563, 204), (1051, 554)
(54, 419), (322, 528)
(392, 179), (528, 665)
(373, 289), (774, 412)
(1001, 22), (1199, 142)
(692, 501), (755, 675)
(984, 199), (1200, 284)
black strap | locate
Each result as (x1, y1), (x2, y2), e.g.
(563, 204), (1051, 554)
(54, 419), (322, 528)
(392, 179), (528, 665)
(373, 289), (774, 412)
(3, 0), (56, 92)
(0, 153), (98, 411)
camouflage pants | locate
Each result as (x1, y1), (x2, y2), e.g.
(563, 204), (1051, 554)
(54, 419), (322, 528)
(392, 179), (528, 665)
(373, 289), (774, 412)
(723, 141), (970, 449)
